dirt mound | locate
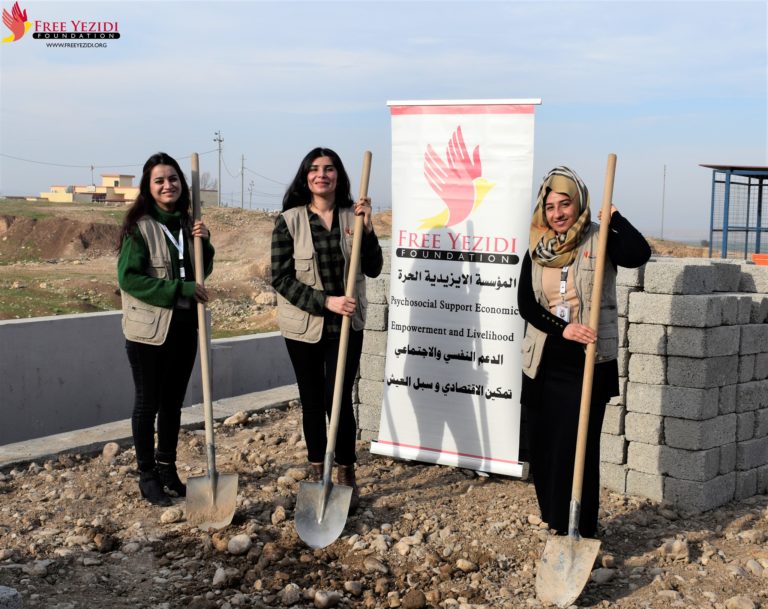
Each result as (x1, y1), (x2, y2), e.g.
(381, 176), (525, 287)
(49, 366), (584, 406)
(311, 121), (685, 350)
(0, 215), (120, 263)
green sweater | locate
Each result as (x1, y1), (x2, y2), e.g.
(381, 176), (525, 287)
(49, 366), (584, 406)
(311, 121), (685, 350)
(117, 205), (215, 308)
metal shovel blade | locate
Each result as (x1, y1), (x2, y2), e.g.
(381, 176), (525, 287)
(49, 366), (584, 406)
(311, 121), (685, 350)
(186, 472), (239, 531)
(294, 480), (352, 549)
(536, 534), (601, 608)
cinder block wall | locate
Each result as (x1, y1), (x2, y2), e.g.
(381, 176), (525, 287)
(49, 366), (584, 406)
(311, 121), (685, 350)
(356, 251), (768, 513)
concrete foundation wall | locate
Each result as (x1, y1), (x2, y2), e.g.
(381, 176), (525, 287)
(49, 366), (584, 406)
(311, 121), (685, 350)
(0, 311), (294, 445)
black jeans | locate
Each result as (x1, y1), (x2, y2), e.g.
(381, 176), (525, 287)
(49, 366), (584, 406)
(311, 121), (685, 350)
(285, 329), (363, 465)
(125, 313), (198, 473)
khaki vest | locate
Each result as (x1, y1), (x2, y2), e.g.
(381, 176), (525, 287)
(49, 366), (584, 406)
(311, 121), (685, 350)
(276, 206), (368, 343)
(521, 223), (618, 379)
(121, 216), (194, 345)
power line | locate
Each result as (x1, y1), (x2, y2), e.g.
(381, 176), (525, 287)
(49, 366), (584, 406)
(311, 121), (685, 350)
(1, 149), (219, 169)
(244, 166), (287, 186)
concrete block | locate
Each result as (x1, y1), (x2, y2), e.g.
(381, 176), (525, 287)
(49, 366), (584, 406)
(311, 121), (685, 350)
(357, 398), (382, 433)
(643, 262), (717, 295)
(667, 355), (738, 388)
(618, 316), (628, 348)
(737, 411), (755, 441)
(712, 294), (753, 325)
(364, 303), (388, 331)
(755, 409), (768, 438)
(719, 385), (737, 415)
(381, 246), (392, 275)
(748, 295), (768, 323)
(617, 347), (630, 377)
(665, 413), (736, 451)
(627, 323), (666, 355)
(608, 378), (628, 407)
(362, 330), (388, 357)
(628, 292), (721, 327)
(359, 428), (378, 442)
(359, 354), (386, 382)
(627, 469), (664, 502)
(358, 378), (383, 407)
(616, 286), (639, 317)
(663, 445), (720, 482)
(739, 355), (756, 383)
(366, 276), (389, 304)
(600, 433), (627, 464)
(754, 353), (768, 381)
(626, 382), (719, 420)
(737, 436), (768, 470)
(738, 264), (768, 292)
(617, 265), (646, 288)
(600, 461), (627, 493)
(628, 354), (667, 385)
(0, 587), (22, 609)
(625, 412), (663, 444)
(740, 324), (768, 355)
(602, 404), (625, 435)
(720, 443), (737, 474)
(736, 380), (768, 412)
(758, 464), (768, 493)
(712, 262), (742, 292)
(735, 469), (758, 500)
(627, 441), (663, 474)
(666, 326), (740, 358)
(665, 472), (735, 512)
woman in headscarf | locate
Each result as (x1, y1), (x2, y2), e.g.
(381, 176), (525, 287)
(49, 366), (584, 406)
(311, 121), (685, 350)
(518, 166), (650, 537)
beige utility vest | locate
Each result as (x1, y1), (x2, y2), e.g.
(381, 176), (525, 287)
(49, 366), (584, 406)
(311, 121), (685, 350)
(276, 205), (367, 343)
(121, 216), (194, 345)
(521, 223), (618, 379)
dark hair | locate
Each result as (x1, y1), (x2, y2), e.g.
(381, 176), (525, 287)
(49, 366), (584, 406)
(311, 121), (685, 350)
(281, 147), (354, 212)
(118, 152), (191, 248)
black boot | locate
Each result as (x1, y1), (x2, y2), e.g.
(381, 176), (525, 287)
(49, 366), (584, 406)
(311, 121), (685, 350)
(155, 462), (186, 497)
(139, 470), (172, 506)
(335, 464), (360, 513)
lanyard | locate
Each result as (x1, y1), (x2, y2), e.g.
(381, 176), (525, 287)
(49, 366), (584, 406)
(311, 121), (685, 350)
(559, 265), (569, 301)
(159, 225), (186, 280)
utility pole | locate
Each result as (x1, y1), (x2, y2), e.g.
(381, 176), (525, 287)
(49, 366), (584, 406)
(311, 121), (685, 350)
(213, 131), (223, 207)
(241, 154), (245, 209)
(661, 164), (667, 240)
(248, 180), (254, 209)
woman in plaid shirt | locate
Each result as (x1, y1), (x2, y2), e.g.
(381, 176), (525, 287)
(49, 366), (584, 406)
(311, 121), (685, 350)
(271, 148), (383, 511)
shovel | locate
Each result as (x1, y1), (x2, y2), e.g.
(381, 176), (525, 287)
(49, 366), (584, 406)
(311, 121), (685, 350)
(185, 152), (238, 531)
(295, 150), (372, 549)
(535, 154), (617, 608)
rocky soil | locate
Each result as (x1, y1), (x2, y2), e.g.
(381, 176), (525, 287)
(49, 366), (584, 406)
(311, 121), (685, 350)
(1, 404), (767, 609)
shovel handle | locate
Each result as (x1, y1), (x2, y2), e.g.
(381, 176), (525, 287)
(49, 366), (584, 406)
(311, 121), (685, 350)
(570, 154), (616, 515)
(325, 151), (372, 456)
(191, 153), (217, 477)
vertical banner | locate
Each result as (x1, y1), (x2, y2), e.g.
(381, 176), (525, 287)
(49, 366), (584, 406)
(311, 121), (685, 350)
(370, 99), (540, 477)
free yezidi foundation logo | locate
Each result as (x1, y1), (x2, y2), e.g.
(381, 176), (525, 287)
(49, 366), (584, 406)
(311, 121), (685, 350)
(419, 125), (496, 229)
(2, 2), (30, 43)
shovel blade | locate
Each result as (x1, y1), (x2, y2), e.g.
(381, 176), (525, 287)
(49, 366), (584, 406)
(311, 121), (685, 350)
(294, 480), (352, 549)
(186, 472), (239, 531)
(536, 535), (601, 608)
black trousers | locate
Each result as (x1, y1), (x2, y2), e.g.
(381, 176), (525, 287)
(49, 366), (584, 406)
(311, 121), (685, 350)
(125, 313), (198, 473)
(285, 329), (363, 465)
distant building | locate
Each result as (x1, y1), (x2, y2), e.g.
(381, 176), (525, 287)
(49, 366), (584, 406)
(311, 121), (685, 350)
(40, 174), (218, 206)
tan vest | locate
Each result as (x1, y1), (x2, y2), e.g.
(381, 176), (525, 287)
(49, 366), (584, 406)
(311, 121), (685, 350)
(121, 216), (194, 345)
(276, 206), (368, 343)
(521, 223), (618, 379)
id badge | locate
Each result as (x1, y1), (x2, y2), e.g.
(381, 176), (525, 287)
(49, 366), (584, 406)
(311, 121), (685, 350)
(555, 303), (570, 322)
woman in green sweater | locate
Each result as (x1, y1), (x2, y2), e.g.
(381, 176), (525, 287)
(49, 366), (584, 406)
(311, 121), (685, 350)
(117, 152), (214, 506)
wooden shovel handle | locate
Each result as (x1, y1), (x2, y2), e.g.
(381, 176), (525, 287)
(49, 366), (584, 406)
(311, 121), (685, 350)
(326, 151), (372, 453)
(571, 154), (617, 502)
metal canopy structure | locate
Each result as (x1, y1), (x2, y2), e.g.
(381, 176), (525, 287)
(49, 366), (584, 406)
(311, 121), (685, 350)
(701, 164), (768, 259)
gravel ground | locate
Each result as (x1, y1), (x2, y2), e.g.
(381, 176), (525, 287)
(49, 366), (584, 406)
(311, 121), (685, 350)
(1, 404), (767, 609)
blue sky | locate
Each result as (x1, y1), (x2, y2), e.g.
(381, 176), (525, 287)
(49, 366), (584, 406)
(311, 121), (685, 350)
(0, 0), (765, 240)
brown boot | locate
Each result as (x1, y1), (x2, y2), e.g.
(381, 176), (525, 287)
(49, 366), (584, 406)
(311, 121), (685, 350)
(335, 464), (360, 513)
(308, 462), (324, 482)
